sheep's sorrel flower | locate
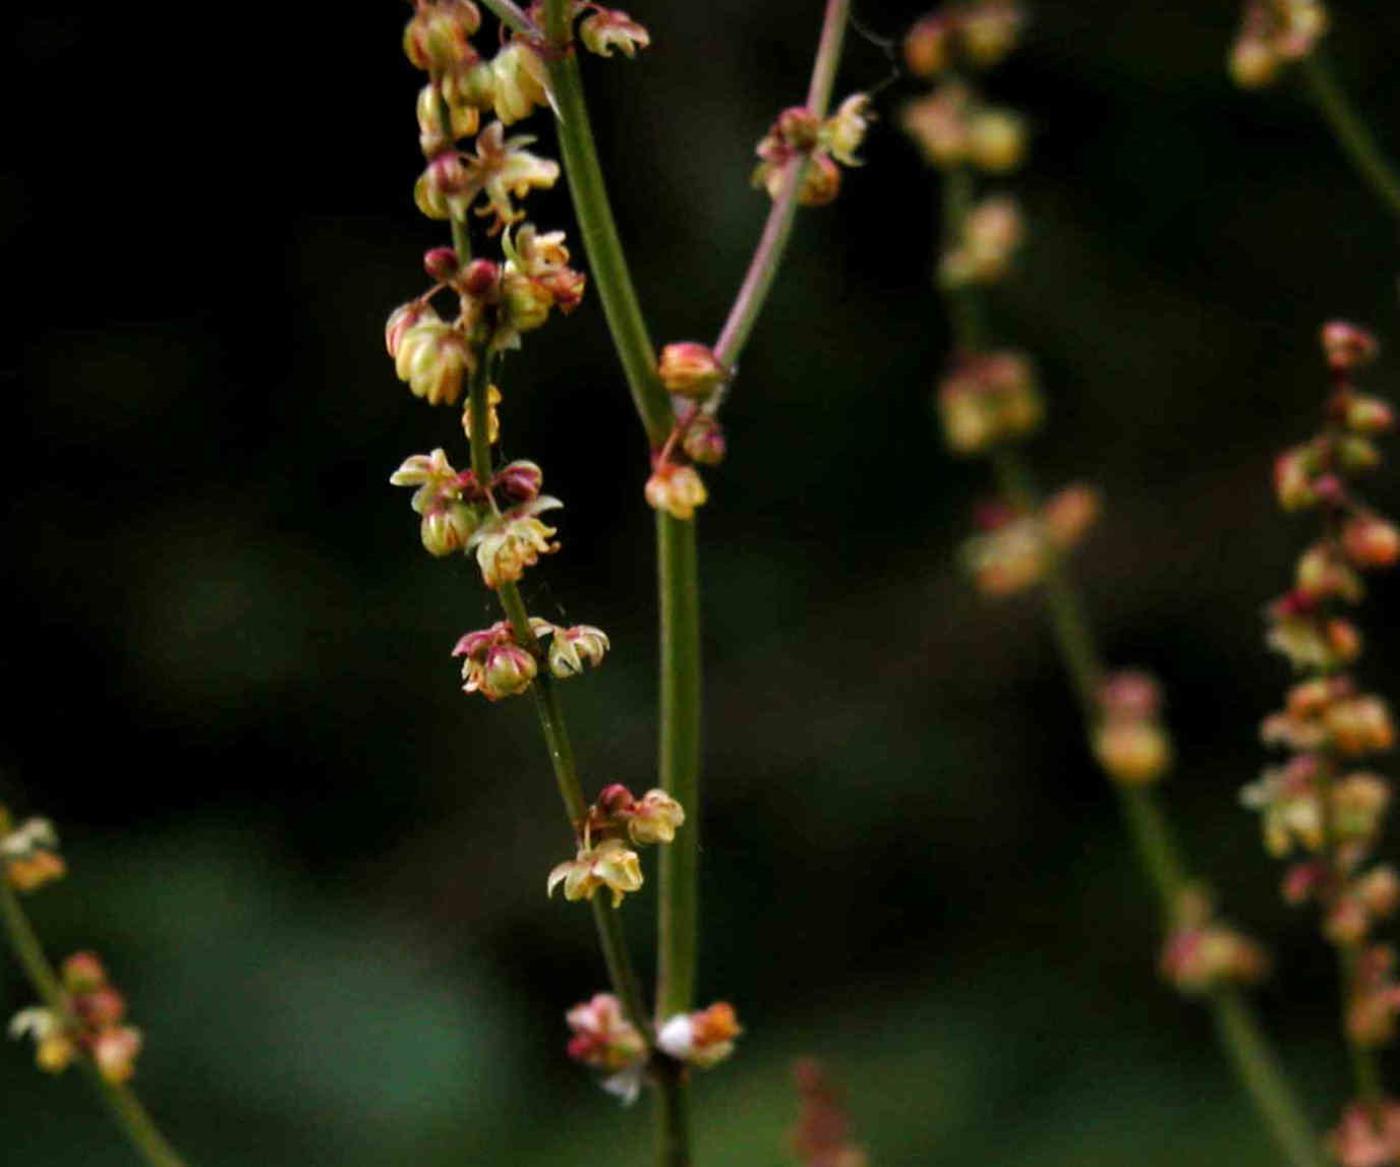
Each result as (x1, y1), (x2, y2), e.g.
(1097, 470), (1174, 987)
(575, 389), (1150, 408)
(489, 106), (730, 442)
(1247, 320), (1400, 1137)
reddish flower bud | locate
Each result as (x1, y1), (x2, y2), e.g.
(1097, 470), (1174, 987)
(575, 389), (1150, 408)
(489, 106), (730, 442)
(682, 414), (727, 465)
(1342, 514), (1400, 569)
(1282, 860), (1327, 905)
(61, 952), (108, 995)
(903, 15), (951, 78)
(658, 343), (728, 398)
(776, 106), (822, 152)
(1322, 320), (1379, 372)
(1099, 671), (1162, 721)
(1331, 1098), (1400, 1167)
(596, 784), (637, 817)
(75, 987), (128, 1029)
(492, 460), (543, 504)
(423, 247), (460, 282)
(1345, 394), (1396, 438)
(798, 153), (843, 206)
(386, 301), (436, 359)
(91, 1026), (143, 1084)
(462, 258), (500, 298)
(403, 1), (482, 74)
(1360, 867), (1400, 919)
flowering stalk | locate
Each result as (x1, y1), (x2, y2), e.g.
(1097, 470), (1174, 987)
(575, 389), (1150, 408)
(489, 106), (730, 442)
(1252, 322), (1400, 1163)
(530, 4), (860, 1160)
(0, 815), (185, 1167)
(1228, 3), (1400, 221)
(905, 7), (1324, 1164)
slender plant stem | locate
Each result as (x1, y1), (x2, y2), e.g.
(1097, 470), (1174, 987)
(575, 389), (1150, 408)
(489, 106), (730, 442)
(478, 0), (533, 37)
(1301, 54), (1400, 223)
(541, 2), (672, 447)
(536, 6), (853, 1162)
(938, 165), (1325, 1167)
(712, 0), (851, 374)
(458, 349), (652, 1036)
(651, 1057), (692, 1167)
(1211, 986), (1331, 1167)
(0, 879), (187, 1167)
(655, 510), (700, 1019)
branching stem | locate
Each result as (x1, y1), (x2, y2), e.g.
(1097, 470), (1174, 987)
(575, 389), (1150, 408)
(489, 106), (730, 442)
(1301, 54), (1400, 223)
(0, 879), (188, 1167)
(939, 163), (1325, 1167)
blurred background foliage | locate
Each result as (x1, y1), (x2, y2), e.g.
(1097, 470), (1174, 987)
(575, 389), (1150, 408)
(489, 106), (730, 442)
(5, 0), (1400, 1162)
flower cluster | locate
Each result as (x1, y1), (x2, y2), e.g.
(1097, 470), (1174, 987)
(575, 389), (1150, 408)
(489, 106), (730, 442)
(451, 618), (610, 701)
(961, 484), (1099, 597)
(9, 952), (143, 1083)
(1159, 889), (1269, 996)
(937, 350), (1042, 454)
(902, 80), (1027, 175)
(565, 992), (647, 1103)
(1093, 670), (1173, 787)
(1229, 0), (1328, 89)
(1247, 321), (1400, 1150)
(0, 808), (65, 893)
(549, 784), (685, 908)
(940, 195), (1023, 287)
(904, 1), (1024, 78)
(789, 1059), (869, 1167)
(751, 95), (872, 207)
(1332, 1097), (1400, 1167)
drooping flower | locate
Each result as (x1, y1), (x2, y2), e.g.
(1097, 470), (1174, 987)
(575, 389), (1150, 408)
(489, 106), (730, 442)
(548, 839), (645, 907)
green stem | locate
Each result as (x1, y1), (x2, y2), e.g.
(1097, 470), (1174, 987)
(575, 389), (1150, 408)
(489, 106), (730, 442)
(651, 1058), (692, 1167)
(1212, 986), (1329, 1167)
(711, 0), (851, 376)
(538, 8), (852, 1164)
(938, 168), (1324, 1167)
(0, 880), (188, 1167)
(461, 352), (651, 1037)
(655, 511), (701, 1019)
(1301, 54), (1400, 223)
(541, 3), (673, 447)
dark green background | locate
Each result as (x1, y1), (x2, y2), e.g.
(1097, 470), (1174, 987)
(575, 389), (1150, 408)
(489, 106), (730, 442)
(5, 1), (1400, 1162)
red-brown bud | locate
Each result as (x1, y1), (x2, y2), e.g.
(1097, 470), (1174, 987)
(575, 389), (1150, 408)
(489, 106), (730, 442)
(776, 106), (822, 152)
(1342, 514), (1400, 569)
(492, 460), (543, 504)
(658, 344), (728, 399)
(596, 784), (637, 817)
(423, 246), (460, 282)
(1322, 320), (1379, 372)
(681, 414), (727, 465)
(903, 16), (951, 78)
(75, 987), (128, 1028)
(463, 258), (501, 298)
(1347, 394), (1396, 435)
(61, 952), (108, 995)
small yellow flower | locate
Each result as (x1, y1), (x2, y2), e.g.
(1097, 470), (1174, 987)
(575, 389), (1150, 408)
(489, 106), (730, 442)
(580, 9), (651, 58)
(822, 94), (872, 168)
(645, 464), (708, 521)
(462, 121), (560, 230)
(8, 1008), (76, 1074)
(548, 839), (644, 908)
(626, 789), (685, 845)
(547, 625), (611, 679)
